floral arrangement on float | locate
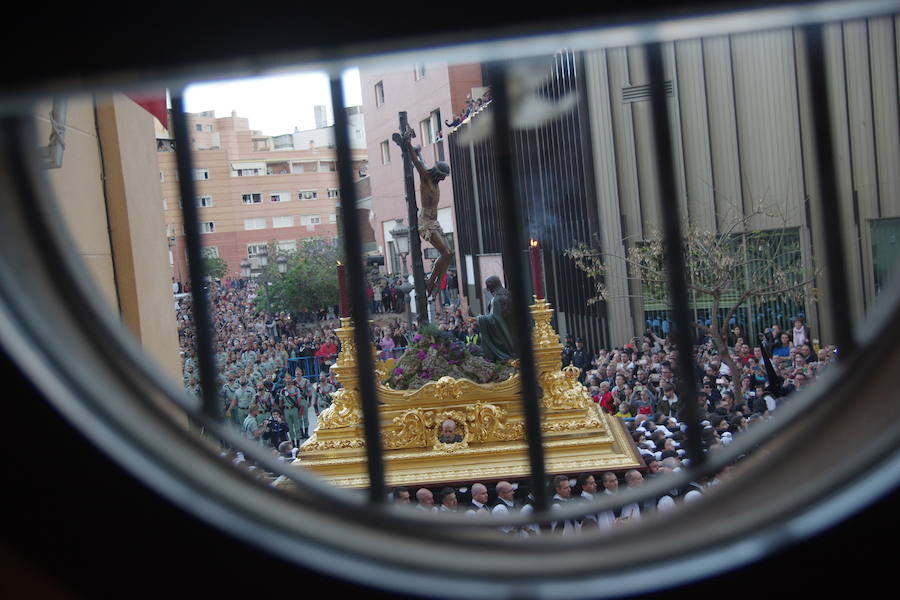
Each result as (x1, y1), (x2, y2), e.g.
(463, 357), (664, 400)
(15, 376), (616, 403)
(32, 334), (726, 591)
(384, 324), (515, 390)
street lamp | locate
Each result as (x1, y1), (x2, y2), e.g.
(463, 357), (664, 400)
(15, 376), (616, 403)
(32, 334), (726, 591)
(276, 254), (288, 275)
(240, 258), (251, 278)
(389, 219), (410, 277)
(257, 246), (269, 269)
(389, 219), (414, 328)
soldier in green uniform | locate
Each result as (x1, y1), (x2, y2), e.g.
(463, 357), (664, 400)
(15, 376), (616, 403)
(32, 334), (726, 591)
(312, 372), (336, 416)
(280, 376), (304, 444)
(233, 376), (255, 427)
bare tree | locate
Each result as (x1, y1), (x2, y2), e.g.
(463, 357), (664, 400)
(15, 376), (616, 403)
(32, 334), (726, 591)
(565, 206), (817, 398)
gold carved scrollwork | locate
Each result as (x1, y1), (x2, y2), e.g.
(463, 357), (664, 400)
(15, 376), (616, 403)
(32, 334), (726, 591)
(467, 403), (524, 443)
(542, 418), (603, 432)
(302, 438), (366, 451)
(374, 357), (394, 383)
(539, 365), (594, 410)
(383, 409), (430, 449)
(430, 377), (464, 403)
(317, 388), (362, 429)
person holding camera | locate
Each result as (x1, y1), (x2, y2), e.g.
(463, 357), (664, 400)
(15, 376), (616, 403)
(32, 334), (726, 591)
(262, 409), (290, 449)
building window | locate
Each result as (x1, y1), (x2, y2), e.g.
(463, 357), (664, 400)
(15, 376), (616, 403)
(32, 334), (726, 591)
(244, 218), (267, 230)
(319, 161), (336, 172)
(206, 124), (214, 132)
(327, 188), (339, 199)
(195, 124), (203, 131)
(236, 168), (261, 177)
(159, 171), (165, 182)
(200, 222), (215, 234)
(328, 213), (337, 223)
(197, 195), (213, 207)
(420, 109), (442, 145)
(193, 168), (209, 180)
(872, 217), (900, 297)
(273, 216), (295, 228)
(276, 240), (297, 253)
(299, 190), (318, 200)
(375, 81), (385, 107)
(300, 214), (321, 226)
(201, 247), (219, 259)
(166, 224), (178, 237)
(162, 199), (168, 210)
(414, 63), (426, 80)
(380, 140), (390, 165)
(270, 192), (290, 203)
(247, 243), (266, 259)
(241, 193), (263, 204)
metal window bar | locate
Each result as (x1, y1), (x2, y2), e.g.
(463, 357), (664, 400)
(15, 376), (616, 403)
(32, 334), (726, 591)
(485, 61), (549, 512)
(170, 94), (219, 420)
(803, 23), (857, 357)
(645, 43), (705, 468)
(146, 3), (884, 535)
(330, 75), (387, 504)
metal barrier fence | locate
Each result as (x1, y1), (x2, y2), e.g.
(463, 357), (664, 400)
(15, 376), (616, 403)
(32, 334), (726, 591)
(286, 347), (408, 378)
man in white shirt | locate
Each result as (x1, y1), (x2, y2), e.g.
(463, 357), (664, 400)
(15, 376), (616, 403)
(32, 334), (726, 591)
(491, 481), (517, 534)
(415, 488), (437, 512)
(550, 475), (579, 535)
(465, 483), (490, 515)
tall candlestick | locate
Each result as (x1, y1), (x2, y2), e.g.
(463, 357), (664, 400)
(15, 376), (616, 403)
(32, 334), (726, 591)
(336, 261), (350, 317)
(529, 239), (545, 299)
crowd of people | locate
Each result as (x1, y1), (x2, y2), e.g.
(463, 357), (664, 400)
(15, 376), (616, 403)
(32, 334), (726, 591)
(178, 276), (834, 531)
(443, 89), (494, 130)
(366, 269), (460, 315)
(178, 279), (344, 453)
(381, 317), (836, 534)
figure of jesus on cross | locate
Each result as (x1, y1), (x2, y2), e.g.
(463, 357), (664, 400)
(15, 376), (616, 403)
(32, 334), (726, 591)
(396, 129), (453, 298)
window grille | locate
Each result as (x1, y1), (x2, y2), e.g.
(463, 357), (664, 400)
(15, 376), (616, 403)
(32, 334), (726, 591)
(1, 2), (899, 599)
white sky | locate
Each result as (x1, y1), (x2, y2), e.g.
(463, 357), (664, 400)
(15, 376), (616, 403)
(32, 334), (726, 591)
(182, 68), (362, 137)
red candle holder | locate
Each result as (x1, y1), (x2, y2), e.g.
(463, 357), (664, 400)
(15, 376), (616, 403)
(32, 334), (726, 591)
(529, 239), (545, 300)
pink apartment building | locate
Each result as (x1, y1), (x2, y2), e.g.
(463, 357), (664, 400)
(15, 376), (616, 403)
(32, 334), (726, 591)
(157, 109), (367, 284)
(359, 61), (483, 298)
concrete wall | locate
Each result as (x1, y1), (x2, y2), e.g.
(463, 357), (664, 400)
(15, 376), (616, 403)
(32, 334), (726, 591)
(582, 15), (900, 346)
(34, 93), (183, 390)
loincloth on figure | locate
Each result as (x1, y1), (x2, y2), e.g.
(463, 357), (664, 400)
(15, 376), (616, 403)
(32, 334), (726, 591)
(418, 216), (444, 240)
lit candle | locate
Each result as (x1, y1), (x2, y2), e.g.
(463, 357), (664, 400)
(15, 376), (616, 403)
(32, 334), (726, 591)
(336, 261), (350, 317)
(529, 239), (544, 299)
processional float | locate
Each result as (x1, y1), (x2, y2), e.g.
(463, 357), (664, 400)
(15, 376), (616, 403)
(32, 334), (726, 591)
(291, 241), (641, 488)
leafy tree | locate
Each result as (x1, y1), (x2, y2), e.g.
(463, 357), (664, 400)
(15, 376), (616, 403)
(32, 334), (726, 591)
(255, 239), (340, 316)
(565, 207), (817, 398)
(203, 256), (229, 280)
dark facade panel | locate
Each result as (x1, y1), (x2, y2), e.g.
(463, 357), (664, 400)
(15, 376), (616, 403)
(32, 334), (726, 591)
(450, 51), (610, 351)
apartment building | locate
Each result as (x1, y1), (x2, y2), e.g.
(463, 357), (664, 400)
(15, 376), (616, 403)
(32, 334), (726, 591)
(359, 61), (483, 293)
(158, 108), (368, 282)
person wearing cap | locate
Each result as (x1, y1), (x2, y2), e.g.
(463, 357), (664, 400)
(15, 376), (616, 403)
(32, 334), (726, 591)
(561, 334), (575, 367)
(571, 338), (591, 384)
(280, 376), (304, 445)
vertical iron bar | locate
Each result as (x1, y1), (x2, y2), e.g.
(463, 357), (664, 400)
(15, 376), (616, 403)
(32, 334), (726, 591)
(486, 62), (548, 511)
(803, 24), (857, 356)
(397, 111), (429, 327)
(170, 94), (219, 420)
(645, 44), (705, 468)
(330, 76), (386, 504)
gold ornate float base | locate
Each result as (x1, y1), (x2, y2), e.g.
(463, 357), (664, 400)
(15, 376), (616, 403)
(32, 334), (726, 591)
(290, 300), (642, 488)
